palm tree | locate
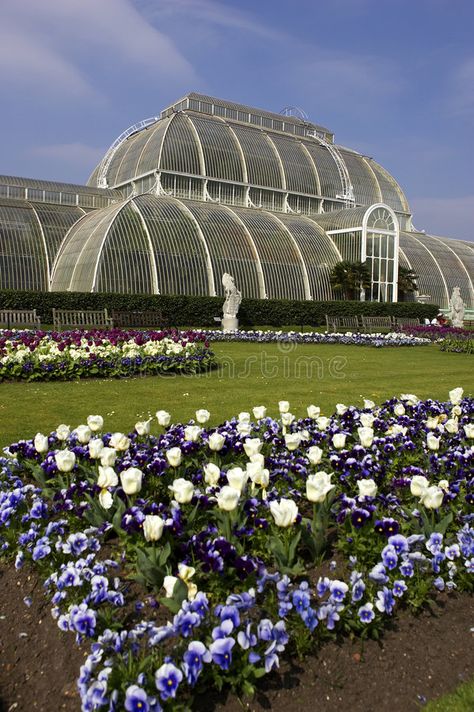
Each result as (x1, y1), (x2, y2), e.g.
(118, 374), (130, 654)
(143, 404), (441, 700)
(397, 266), (418, 301)
(329, 261), (371, 301)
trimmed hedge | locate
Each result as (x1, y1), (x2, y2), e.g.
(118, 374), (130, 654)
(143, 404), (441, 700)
(0, 290), (439, 328)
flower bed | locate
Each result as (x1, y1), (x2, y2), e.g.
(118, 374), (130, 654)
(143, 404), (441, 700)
(1, 389), (473, 710)
(202, 328), (431, 347)
(0, 329), (216, 382)
(397, 324), (472, 342)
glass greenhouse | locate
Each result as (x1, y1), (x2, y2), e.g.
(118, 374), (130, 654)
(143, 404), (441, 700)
(1, 94), (472, 308)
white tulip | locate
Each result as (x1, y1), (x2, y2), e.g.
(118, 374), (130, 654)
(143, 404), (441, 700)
(34, 433), (49, 454)
(269, 498), (298, 527)
(281, 412), (295, 427)
(217, 485), (240, 511)
(420, 485), (444, 509)
(74, 425), (92, 444)
(184, 426), (202, 442)
(336, 403), (347, 415)
(87, 415), (104, 432)
(449, 387), (464, 405)
(463, 424), (474, 439)
(316, 416), (330, 430)
(109, 432), (130, 451)
(307, 445), (323, 465)
(163, 575), (178, 597)
(208, 432), (226, 451)
(252, 405), (267, 419)
(438, 479), (450, 492)
(285, 433), (302, 451)
(246, 462), (269, 487)
(249, 452), (265, 466)
(388, 424), (407, 436)
(238, 412), (251, 423)
(243, 438), (262, 458)
(166, 447), (182, 467)
(307, 405), (321, 419)
(357, 478), (377, 499)
(360, 413), (375, 428)
(88, 438), (104, 459)
(120, 467), (143, 495)
(400, 394), (419, 406)
(143, 515), (165, 542)
(135, 419), (152, 436)
(425, 416), (439, 430)
(54, 450), (76, 473)
(55, 424), (71, 441)
(97, 466), (118, 489)
(306, 471), (335, 503)
(100, 447), (117, 467)
(98, 489), (113, 510)
(410, 475), (429, 497)
(332, 433), (347, 450)
(203, 463), (221, 486)
(363, 399), (375, 410)
(427, 434), (440, 451)
(156, 410), (171, 427)
(444, 418), (458, 434)
(236, 422), (252, 436)
(178, 563), (195, 583)
(226, 467), (248, 493)
(169, 478), (194, 504)
(195, 409), (210, 424)
(278, 400), (290, 413)
(358, 426), (374, 448)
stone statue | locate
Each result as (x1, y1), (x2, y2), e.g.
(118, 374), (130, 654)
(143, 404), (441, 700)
(221, 273), (242, 330)
(449, 286), (465, 328)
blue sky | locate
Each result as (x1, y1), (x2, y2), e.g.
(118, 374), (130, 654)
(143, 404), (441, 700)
(1, 0), (473, 241)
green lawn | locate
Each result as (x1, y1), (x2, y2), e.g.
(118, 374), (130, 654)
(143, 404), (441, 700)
(0, 341), (472, 447)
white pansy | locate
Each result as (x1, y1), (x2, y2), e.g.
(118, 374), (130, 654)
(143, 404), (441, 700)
(156, 410), (171, 427)
(109, 432), (130, 451)
(120, 467), (143, 495)
(357, 478), (377, 499)
(410, 475), (429, 497)
(98, 489), (113, 510)
(285, 432), (302, 451)
(449, 387), (464, 405)
(358, 426), (374, 448)
(74, 425), (92, 444)
(306, 471), (335, 503)
(252, 405), (267, 419)
(55, 450), (76, 473)
(236, 422), (252, 436)
(278, 400), (290, 413)
(87, 415), (104, 432)
(226, 467), (248, 493)
(217, 485), (240, 511)
(393, 403), (405, 416)
(100, 447), (117, 467)
(208, 432), (226, 451)
(281, 412), (295, 427)
(438, 479), (450, 492)
(97, 466), (118, 489)
(55, 424), (70, 441)
(420, 485), (444, 509)
(316, 416), (330, 430)
(451, 405), (462, 417)
(307, 445), (323, 465)
(307, 405), (321, 419)
(360, 413), (375, 428)
(135, 419), (152, 436)
(203, 463), (221, 486)
(425, 416), (439, 430)
(88, 438), (104, 459)
(184, 426), (202, 442)
(444, 418), (458, 434)
(238, 412), (251, 423)
(178, 563), (195, 583)
(34, 433), (49, 454)
(427, 434), (440, 451)
(143, 515), (165, 542)
(243, 438), (262, 458)
(388, 424), (407, 436)
(269, 498), (298, 527)
(195, 409), (210, 424)
(463, 424), (474, 439)
(363, 399), (375, 410)
(166, 447), (182, 467)
(163, 575), (179, 598)
(169, 478), (194, 504)
(332, 433), (346, 449)
(400, 394), (419, 406)
(336, 403), (347, 415)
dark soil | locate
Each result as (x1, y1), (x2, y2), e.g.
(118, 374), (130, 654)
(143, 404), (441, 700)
(0, 563), (473, 712)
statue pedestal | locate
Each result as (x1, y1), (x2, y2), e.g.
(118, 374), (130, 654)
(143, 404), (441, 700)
(222, 317), (239, 331)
